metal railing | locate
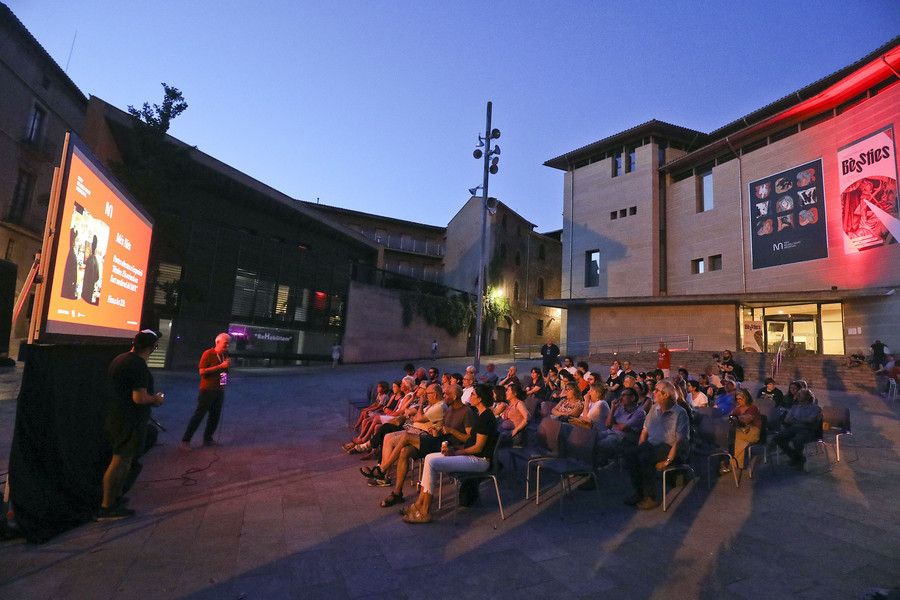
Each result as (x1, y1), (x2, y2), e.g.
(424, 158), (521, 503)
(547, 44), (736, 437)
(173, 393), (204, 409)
(513, 334), (693, 360)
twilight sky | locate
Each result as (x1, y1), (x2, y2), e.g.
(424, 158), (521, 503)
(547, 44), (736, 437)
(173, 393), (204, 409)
(7, 1), (900, 232)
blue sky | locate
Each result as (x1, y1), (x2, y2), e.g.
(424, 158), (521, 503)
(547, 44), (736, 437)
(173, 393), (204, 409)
(8, 1), (900, 232)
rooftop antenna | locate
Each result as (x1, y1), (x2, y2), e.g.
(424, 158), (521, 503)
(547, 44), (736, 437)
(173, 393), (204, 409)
(65, 30), (77, 73)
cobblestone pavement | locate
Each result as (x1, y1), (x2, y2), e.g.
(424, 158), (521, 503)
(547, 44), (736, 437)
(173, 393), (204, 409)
(1, 358), (899, 600)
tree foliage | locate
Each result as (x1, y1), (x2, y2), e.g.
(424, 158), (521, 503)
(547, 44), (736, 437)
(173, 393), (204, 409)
(127, 83), (188, 135)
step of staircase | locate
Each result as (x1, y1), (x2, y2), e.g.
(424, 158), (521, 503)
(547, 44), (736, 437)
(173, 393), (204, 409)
(577, 349), (880, 394)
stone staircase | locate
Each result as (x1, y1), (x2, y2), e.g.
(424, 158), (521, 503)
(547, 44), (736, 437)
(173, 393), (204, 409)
(577, 350), (880, 394)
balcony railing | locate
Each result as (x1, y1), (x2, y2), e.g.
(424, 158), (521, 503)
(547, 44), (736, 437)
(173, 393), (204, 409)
(514, 334), (693, 360)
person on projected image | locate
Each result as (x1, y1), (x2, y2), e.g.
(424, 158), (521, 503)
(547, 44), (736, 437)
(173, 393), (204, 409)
(62, 228), (80, 300)
(96, 330), (164, 521)
(80, 234), (101, 305)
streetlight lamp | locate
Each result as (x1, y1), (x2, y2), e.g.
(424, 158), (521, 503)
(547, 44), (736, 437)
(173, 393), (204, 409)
(471, 101), (500, 373)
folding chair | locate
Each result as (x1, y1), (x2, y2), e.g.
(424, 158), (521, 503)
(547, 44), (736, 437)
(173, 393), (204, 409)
(508, 417), (563, 500)
(439, 436), (506, 521)
(821, 406), (857, 463)
(535, 425), (599, 509)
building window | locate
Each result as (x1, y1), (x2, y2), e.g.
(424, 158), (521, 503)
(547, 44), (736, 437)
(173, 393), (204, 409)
(585, 250), (600, 287)
(698, 169), (714, 212)
(536, 319), (544, 336)
(538, 244), (545, 260)
(612, 154), (622, 177)
(658, 146), (666, 167)
(514, 251), (521, 266)
(499, 243), (507, 260)
(691, 258), (705, 274)
(8, 170), (35, 223)
(626, 149), (636, 173)
(629, 206), (637, 216)
(619, 209), (627, 218)
(26, 104), (46, 143)
(709, 254), (723, 271)
(537, 277), (545, 299)
(513, 280), (520, 302)
(5, 239), (15, 261)
(610, 211), (618, 221)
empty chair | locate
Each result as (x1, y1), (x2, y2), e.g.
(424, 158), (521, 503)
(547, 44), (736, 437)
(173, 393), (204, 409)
(508, 417), (563, 500)
(821, 405), (857, 463)
(692, 414), (739, 489)
(535, 425), (599, 508)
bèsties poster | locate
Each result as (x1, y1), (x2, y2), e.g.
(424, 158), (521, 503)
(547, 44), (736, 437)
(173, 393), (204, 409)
(838, 125), (900, 253)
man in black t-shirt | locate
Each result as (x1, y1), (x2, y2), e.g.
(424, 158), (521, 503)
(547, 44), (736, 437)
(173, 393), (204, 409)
(97, 330), (164, 521)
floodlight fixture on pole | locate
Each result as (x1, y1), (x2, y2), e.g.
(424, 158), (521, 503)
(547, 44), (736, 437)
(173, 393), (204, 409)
(472, 101), (500, 374)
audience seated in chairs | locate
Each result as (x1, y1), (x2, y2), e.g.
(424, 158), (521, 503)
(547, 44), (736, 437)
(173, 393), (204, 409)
(550, 383), (584, 421)
(623, 380), (690, 510)
(363, 384), (475, 508)
(596, 387), (646, 467)
(401, 383), (497, 524)
(343, 377), (417, 452)
(497, 385), (530, 447)
(772, 388), (821, 470)
(721, 388), (762, 475)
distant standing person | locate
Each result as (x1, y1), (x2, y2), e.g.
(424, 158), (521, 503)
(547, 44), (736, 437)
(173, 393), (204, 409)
(332, 342), (343, 368)
(431, 339), (438, 360)
(540, 338), (560, 376)
(657, 342), (671, 378)
(181, 333), (230, 450)
(97, 330), (164, 521)
(871, 339), (888, 370)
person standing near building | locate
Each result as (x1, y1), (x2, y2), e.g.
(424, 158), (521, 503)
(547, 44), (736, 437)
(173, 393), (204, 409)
(331, 341), (343, 368)
(97, 330), (164, 521)
(431, 339), (438, 360)
(540, 338), (560, 376)
(657, 342), (671, 378)
(181, 333), (230, 450)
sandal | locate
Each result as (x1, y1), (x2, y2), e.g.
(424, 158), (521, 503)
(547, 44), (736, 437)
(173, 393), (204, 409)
(381, 491), (404, 507)
(399, 503), (416, 516)
(402, 507), (432, 524)
(360, 466), (382, 479)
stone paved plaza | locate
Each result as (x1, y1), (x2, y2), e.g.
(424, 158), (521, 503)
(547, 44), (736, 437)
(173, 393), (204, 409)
(1, 358), (899, 600)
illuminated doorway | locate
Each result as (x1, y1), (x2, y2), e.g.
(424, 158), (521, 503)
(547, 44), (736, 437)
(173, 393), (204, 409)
(740, 303), (844, 355)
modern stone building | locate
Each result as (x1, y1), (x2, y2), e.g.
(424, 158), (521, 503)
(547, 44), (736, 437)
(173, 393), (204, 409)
(0, 4), (88, 356)
(543, 36), (900, 357)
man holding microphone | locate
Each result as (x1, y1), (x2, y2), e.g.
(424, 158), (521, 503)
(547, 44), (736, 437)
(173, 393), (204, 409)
(180, 333), (231, 450)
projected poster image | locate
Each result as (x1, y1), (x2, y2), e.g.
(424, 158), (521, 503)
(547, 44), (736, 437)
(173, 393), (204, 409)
(61, 202), (110, 305)
(44, 139), (153, 340)
(837, 125), (900, 253)
(749, 158), (828, 269)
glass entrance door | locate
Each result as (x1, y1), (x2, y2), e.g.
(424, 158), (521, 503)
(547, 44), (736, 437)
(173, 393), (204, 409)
(764, 315), (817, 354)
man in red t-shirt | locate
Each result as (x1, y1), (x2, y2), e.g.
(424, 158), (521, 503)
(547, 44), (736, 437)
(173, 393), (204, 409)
(180, 333), (231, 450)
(657, 342), (671, 378)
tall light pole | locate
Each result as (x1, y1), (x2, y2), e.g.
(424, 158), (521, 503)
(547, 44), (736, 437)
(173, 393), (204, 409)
(472, 101), (500, 373)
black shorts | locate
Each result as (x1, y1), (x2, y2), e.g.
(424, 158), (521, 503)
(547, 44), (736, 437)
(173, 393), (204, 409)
(418, 433), (447, 456)
(105, 412), (147, 458)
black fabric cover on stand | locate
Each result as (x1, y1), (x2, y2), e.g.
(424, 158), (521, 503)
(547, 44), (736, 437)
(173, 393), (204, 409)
(9, 343), (128, 543)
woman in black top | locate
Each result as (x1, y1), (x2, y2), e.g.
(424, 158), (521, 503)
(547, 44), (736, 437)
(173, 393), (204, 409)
(402, 384), (496, 524)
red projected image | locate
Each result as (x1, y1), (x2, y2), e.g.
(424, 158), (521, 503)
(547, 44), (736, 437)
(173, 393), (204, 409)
(41, 137), (153, 341)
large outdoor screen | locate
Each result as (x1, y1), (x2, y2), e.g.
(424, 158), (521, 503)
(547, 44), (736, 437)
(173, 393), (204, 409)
(38, 133), (153, 341)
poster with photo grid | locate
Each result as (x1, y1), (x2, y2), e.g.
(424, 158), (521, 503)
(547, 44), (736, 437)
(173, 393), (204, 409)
(749, 158), (828, 269)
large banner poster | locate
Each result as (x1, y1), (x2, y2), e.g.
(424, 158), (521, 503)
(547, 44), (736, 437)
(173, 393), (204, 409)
(838, 125), (900, 253)
(750, 158), (828, 269)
